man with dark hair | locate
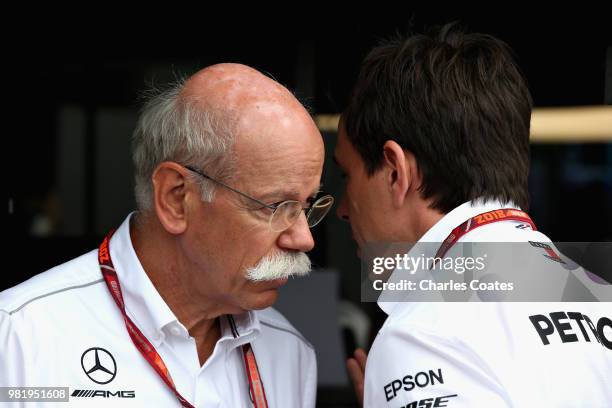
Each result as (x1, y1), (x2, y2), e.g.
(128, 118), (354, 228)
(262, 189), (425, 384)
(336, 24), (611, 407)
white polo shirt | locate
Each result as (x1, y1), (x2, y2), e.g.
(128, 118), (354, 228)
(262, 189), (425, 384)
(0, 215), (317, 407)
(364, 200), (612, 407)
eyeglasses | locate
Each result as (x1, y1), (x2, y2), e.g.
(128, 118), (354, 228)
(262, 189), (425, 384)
(183, 165), (334, 232)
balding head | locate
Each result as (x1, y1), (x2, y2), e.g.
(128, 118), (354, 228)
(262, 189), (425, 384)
(177, 63), (323, 183)
(181, 63), (295, 112)
(181, 63), (318, 152)
(133, 63), (322, 211)
(132, 63), (327, 313)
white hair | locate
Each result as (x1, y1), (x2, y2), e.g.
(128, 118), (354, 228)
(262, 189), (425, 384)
(245, 251), (312, 282)
(132, 79), (236, 211)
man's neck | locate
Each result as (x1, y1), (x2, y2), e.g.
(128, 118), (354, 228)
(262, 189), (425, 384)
(130, 214), (223, 346)
(401, 197), (445, 242)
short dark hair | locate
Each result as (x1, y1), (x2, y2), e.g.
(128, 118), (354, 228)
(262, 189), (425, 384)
(343, 23), (532, 213)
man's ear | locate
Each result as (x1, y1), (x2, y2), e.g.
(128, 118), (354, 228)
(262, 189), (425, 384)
(382, 140), (415, 208)
(152, 162), (190, 235)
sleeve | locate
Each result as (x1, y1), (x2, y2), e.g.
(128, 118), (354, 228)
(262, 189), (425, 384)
(363, 325), (512, 408)
(302, 344), (317, 408)
(0, 310), (27, 387)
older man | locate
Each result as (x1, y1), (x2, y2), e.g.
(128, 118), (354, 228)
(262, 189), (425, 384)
(337, 24), (612, 407)
(0, 64), (333, 407)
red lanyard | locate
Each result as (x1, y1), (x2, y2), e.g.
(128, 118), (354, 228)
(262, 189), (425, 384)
(98, 231), (269, 408)
(434, 208), (536, 260)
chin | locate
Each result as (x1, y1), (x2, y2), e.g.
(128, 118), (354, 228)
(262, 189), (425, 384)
(242, 289), (280, 311)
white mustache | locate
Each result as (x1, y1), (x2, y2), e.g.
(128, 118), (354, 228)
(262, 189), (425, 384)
(245, 251), (312, 282)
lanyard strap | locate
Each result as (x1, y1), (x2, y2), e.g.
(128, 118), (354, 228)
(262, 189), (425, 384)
(243, 344), (269, 408)
(435, 208), (536, 260)
(227, 317), (269, 408)
(98, 231), (268, 408)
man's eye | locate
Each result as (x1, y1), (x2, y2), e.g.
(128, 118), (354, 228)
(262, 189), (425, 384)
(340, 172), (348, 180)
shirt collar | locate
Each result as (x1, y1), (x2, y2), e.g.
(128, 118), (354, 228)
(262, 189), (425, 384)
(377, 199), (521, 315)
(219, 311), (262, 348)
(107, 213), (261, 348)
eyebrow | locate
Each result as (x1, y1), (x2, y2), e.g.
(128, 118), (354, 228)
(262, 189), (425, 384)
(312, 183), (323, 197)
(258, 184), (323, 203)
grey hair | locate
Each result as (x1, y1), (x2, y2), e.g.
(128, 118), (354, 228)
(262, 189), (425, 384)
(132, 79), (236, 211)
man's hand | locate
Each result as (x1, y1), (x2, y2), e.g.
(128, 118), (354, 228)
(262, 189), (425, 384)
(346, 348), (367, 407)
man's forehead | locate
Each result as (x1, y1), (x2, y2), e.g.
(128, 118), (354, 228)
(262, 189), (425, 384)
(235, 139), (324, 199)
(257, 181), (323, 201)
(234, 98), (323, 162)
(243, 171), (323, 202)
(241, 149), (323, 182)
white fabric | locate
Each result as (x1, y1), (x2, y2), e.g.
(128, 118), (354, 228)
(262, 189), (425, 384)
(1, 215), (317, 407)
(365, 200), (612, 407)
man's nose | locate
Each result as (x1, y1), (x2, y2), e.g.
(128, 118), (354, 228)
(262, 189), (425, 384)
(276, 212), (315, 252)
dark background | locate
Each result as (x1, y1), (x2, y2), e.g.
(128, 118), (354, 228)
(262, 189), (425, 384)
(4, 10), (612, 407)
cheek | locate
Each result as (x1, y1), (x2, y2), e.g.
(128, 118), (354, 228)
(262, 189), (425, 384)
(345, 181), (363, 215)
(347, 180), (383, 237)
(347, 178), (378, 218)
(348, 193), (361, 214)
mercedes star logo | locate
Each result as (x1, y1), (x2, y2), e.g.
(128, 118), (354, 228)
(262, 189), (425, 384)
(81, 347), (117, 384)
